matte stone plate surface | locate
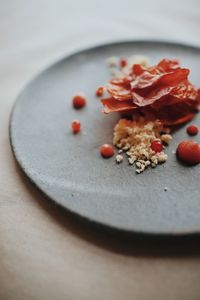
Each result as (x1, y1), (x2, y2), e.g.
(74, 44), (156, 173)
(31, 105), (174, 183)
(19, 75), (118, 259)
(10, 41), (200, 235)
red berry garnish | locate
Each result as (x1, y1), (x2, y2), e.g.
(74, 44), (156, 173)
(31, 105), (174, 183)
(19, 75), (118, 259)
(100, 144), (114, 158)
(71, 120), (81, 134)
(150, 140), (163, 153)
(186, 124), (199, 136)
(177, 140), (200, 165)
(72, 94), (86, 109)
(96, 86), (105, 97)
(119, 58), (127, 68)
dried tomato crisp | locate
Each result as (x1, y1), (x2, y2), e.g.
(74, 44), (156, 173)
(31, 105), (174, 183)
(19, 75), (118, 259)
(101, 59), (200, 126)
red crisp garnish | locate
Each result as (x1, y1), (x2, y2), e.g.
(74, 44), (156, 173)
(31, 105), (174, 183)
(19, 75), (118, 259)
(101, 59), (200, 126)
(177, 140), (200, 164)
(71, 120), (81, 134)
(101, 98), (137, 113)
(100, 144), (114, 158)
(96, 86), (105, 97)
(150, 140), (163, 153)
(72, 94), (86, 109)
(187, 125), (199, 136)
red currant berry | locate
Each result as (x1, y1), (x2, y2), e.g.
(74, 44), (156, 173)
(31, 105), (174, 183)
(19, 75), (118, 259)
(150, 140), (163, 153)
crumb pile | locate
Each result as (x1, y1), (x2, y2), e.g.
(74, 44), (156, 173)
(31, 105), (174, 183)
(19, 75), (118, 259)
(113, 118), (172, 173)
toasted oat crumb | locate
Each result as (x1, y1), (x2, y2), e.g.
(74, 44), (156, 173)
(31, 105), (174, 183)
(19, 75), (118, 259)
(107, 54), (150, 79)
(145, 160), (151, 167)
(161, 134), (172, 145)
(136, 161), (142, 168)
(128, 55), (149, 67)
(107, 56), (118, 67)
(122, 56), (150, 74)
(115, 154), (123, 163)
(113, 118), (171, 173)
(151, 155), (158, 165)
(158, 153), (168, 163)
(128, 157), (135, 165)
(110, 68), (120, 77)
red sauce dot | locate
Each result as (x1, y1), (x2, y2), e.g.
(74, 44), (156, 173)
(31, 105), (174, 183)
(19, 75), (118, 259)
(71, 120), (81, 134)
(100, 144), (114, 158)
(150, 140), (163, 153)
(72, 94), (86, 109)
(186, 124), (199, 136)
(96, 86), (105, 97)
(177, 140), (200, 165)
(119, 58), (127, 68)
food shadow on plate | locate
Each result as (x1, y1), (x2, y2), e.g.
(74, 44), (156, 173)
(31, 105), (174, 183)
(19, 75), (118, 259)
(13, 158), (200, 258)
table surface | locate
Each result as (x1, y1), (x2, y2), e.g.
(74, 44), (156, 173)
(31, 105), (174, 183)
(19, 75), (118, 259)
(1, 1), (200, 299)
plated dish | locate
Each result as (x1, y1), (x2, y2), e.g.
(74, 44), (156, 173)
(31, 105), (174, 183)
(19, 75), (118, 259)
(10, 41), (200, 236)
(71, 56), (200, 173)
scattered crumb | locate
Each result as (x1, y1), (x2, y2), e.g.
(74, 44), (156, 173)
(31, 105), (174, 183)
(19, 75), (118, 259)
(115, 154), (123, 163)
(107, 54), (149, 78)
(164, 187), (168, 191)
(118, 149), (123, 154)
(107, 57), (118, 67)
(121, 55), (150, 75)
(151, 163), (157, 168)
(158, 153), (168, 163)
(128, 157), (135, 165)
(128, 55), (149, 67)
(161, 134), (172, 145)
(109, 68), (120, 76)
(136, 161), (142, 168)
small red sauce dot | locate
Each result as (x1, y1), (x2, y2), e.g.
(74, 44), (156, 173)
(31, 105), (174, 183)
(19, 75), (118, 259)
(96, 86), (105, 97)
(119, 58), (127, 68)
(71, 120), (81, 134)
(150, 140), (163, 153)
(186, 124), (199, 136)
(100, 144), (114, 158)
(72, 94), (86, 109)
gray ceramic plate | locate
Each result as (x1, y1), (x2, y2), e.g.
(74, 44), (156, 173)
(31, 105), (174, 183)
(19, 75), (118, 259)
(10, 40), (200, 236)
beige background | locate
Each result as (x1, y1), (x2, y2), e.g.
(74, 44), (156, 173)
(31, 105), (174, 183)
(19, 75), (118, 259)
(1, 0), (200, 299)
